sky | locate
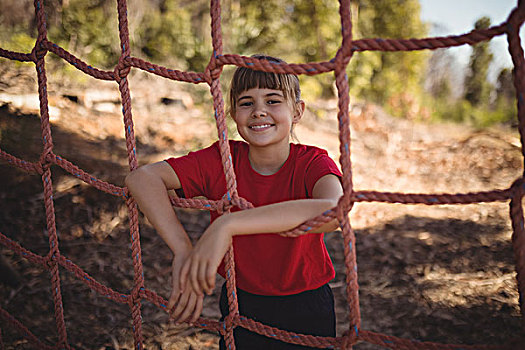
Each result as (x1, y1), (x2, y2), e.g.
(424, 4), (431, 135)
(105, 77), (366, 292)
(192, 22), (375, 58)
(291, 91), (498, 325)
(419, 0), (523, 81)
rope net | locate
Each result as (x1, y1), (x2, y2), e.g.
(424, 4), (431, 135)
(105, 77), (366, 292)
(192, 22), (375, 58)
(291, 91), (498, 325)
(0, 0), (524, 349)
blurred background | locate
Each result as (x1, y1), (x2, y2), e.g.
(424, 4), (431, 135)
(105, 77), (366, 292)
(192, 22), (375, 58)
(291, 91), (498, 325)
(1, 0), (523, 126)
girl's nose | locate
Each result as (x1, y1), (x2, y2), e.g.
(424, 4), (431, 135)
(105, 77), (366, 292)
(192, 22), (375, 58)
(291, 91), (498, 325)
(252, 101), (266, 118)
(252, 106), (267, 118)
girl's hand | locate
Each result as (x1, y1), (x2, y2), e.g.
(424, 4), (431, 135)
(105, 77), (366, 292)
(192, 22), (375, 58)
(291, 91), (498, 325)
(180, 217), (233, 295)
(168, 250), (204, 323)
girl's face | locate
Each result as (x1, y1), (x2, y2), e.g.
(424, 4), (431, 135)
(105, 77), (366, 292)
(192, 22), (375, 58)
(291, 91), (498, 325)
(232, 88), (303, 149)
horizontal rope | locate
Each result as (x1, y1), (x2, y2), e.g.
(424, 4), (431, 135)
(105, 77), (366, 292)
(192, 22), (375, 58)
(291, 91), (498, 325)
(0, 22), (510, 84)
(49, 152), (127, 198)
(0, 48), (33, 62)
(0, 148), (42, 174)
(0, 306), (54, 350)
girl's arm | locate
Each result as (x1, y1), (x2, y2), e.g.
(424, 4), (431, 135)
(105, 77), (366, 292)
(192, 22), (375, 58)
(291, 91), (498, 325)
(180, 174), (343, 295)
(125, 162), (186, 253)
(125, 161), (203, 323)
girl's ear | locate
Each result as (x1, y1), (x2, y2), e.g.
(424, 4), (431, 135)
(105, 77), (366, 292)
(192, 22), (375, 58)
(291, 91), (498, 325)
(293, 100), (305, 124)
(229, 108), (237, 122)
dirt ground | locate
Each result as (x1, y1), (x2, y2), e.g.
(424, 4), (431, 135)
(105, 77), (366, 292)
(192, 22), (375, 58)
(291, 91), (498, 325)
(0, 65), (524, 349)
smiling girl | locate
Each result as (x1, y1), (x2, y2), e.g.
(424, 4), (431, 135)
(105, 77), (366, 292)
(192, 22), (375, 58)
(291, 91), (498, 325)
(126, 54), (343, 349)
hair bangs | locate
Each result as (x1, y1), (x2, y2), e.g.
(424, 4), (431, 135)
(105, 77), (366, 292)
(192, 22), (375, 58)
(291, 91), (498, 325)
(238, 68), (284, 92)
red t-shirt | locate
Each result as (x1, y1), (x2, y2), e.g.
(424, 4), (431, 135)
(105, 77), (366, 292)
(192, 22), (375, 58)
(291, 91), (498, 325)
(166, 140), (341, 296)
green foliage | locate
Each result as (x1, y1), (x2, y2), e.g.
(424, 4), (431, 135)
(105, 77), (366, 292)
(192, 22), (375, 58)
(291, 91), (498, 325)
(2, 0), (427, 105)
(218, 0), (342, 98)
(429, 94), (516, 128)
(428, 17), (514, 128)
(222, 0), (284, 55)
(0, 0), (35, 55)
(464, 17), (493, 107)
(0, 30), (36, 69)
(286, 0), (341, 98)
(46, 0), (120, 69)
(496, 67), (515, 102)
(4, 0), (514, 129)
(2, 32), (35, 53)
(137, 0), (211, 71)
(348, 0), (428, 118)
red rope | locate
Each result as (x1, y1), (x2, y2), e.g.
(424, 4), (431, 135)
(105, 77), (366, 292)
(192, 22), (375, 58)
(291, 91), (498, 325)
(0, 0), (524, 348)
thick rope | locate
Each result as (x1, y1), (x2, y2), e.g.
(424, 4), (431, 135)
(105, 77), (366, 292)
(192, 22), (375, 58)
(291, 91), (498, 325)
(0, 0), (524, 349)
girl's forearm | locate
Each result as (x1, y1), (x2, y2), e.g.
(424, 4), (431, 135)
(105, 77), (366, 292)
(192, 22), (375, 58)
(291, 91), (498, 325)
(125, 168), (191, 254)
(219, 198), (339, 237)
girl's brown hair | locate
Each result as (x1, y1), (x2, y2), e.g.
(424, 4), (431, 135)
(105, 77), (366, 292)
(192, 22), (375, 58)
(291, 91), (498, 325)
(228, 55), (301, 118)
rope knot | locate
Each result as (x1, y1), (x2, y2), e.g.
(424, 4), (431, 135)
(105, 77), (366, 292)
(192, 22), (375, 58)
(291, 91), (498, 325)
(335, 45), (353, 69)
(46, 250), (59, 269)
(39, 148), (54, 172)
(341, 328), (359, 349)
(336, 194), (354, 222)
(218, 193), (254, 215)
(30, 39), (48, 62)
(231, 196), (254, 211)
(204, 55), (223, 84)
(221, 313), (236, 336)
(217, 194), (233, 215)
(130, 287), (142, 303)
(113, 58), (131, 82)
(204, 67), (223, 84)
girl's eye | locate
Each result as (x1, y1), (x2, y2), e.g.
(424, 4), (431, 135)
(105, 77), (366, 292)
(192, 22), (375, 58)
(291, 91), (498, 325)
(267, 100), (281, 105)
(239, 101), (253, 107)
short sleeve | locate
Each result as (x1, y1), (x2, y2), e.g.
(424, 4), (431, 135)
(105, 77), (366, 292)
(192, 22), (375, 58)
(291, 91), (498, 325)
(165, 142), (221, 199)
(305, 151), (342, 197)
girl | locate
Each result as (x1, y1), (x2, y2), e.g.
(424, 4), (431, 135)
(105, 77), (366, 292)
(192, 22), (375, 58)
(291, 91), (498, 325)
(125, 55), (343, 349)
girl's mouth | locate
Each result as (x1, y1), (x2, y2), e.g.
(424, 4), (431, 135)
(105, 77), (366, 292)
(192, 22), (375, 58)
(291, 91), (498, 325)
(249, 124), (274, 130)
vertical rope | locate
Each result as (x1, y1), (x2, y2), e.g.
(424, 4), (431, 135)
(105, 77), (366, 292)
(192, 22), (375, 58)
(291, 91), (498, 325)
(510, 182), (525, 332)
(208, 0), (239, 206)
(335, 0), (360, 348)
(116, 0), (137, 172)
(206, 0), (239, 205)
(223, 246), (239, 349)
(335, 2), (354, 198)
(506, 1), (525, 331)
(116, 0), (144, 349)
(207, 1), (239, 349)
(506, 2), (525, 175)
(33, 0), (70, 348)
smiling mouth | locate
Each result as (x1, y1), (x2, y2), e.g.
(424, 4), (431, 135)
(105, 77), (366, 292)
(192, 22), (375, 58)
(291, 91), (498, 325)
(249, 124), (274, 130)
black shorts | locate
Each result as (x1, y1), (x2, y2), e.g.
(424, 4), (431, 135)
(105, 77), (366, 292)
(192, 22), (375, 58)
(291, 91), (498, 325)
(219, 283), (336, 350)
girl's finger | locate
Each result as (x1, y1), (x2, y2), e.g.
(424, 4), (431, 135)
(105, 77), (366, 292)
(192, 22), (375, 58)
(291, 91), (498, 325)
(171, 290), (189, 322)
(198, 260), (209, 293)
(178, 292), (196, 323)
(189, 257), (202, 295)
(167, 287), (181, 310)
(206, 263), (215, 295)
(179, 260), (190, 291)
(190, 294), (204, 323)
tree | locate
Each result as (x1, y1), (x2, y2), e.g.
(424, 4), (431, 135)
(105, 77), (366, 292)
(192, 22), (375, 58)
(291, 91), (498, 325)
(285, 0), (341, 97)
(425, 49), (459, 101)
(495, 67), (515, 103)
(348, 0), (428, 118)
(492, 67), (517, 125)
(464, 17), (493, 107)
(44, 0), (120, 69)
(137, 0), (210, 70)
